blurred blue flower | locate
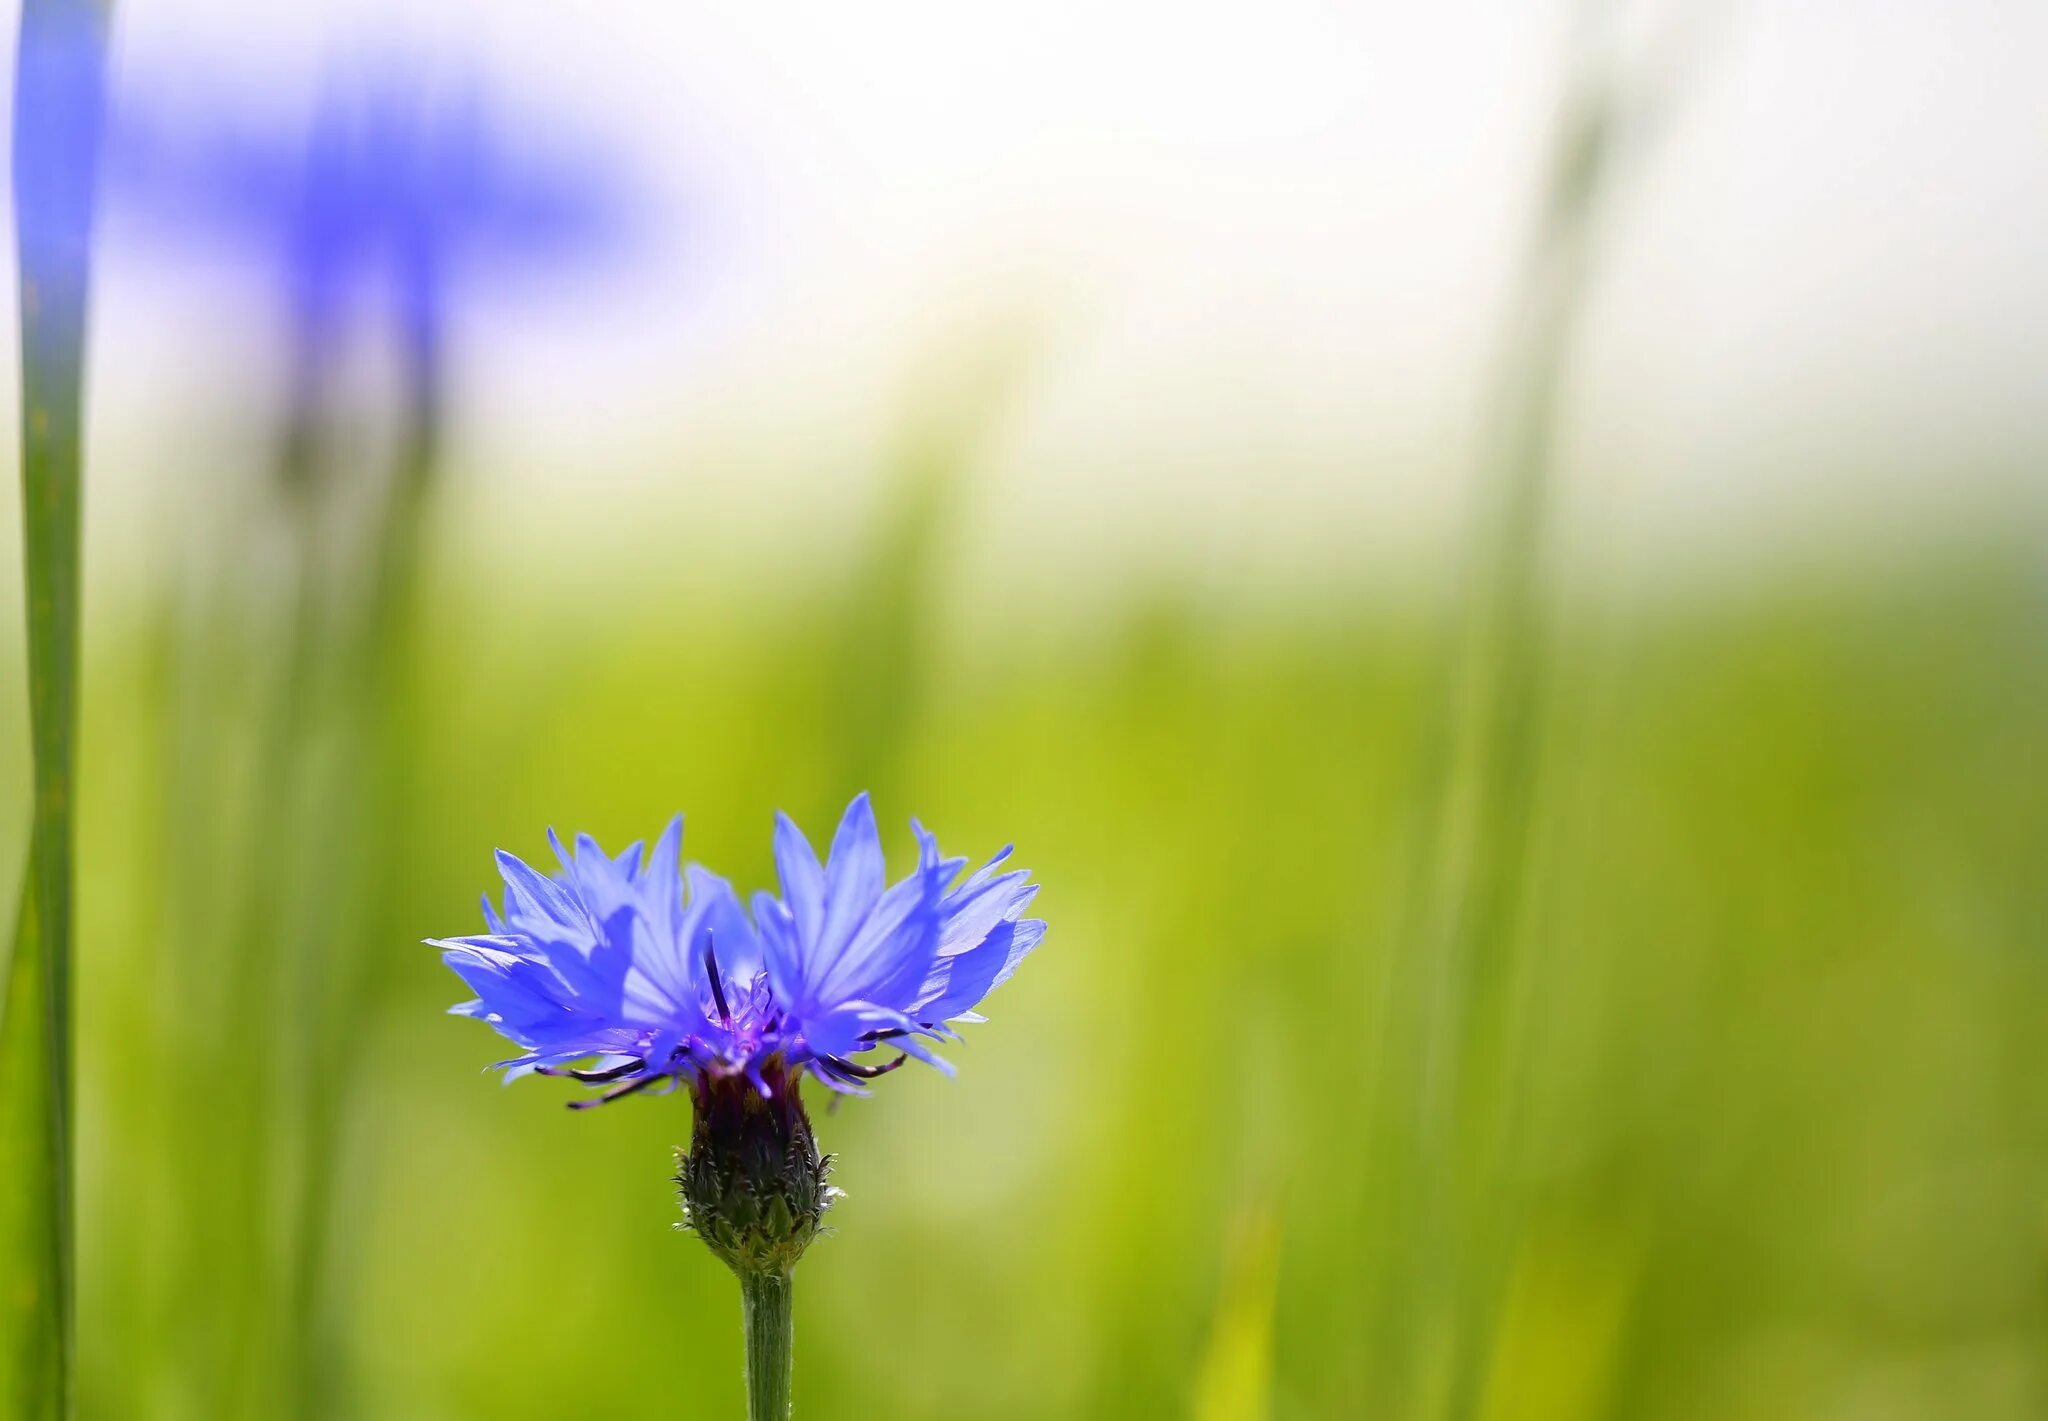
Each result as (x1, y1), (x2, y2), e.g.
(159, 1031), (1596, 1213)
(436, 793), (1046, 1105)
(110, 58), (631, 347)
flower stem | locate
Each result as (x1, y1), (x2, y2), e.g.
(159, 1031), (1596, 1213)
(739, 1270), (794, 1420)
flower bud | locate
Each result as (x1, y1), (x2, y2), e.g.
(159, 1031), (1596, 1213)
(676, 1060), (835, 1277)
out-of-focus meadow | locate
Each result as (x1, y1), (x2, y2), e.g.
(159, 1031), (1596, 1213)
(4, 1), (2047, 1418)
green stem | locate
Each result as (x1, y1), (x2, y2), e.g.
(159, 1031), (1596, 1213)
(739, 1271), (794, 1421)
(7, 4), (107, 1416)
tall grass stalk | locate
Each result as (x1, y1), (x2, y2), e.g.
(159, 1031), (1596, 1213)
(1395, 6), (1678, 1415)
(2, 2), (108, 1416)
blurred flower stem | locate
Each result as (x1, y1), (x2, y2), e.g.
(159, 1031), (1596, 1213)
(2, 2), (108, 1417)
(244, 215), (451, 1421)
(285, 255), (446, 1421)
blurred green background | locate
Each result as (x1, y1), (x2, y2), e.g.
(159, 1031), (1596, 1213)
(6, 0), (2048, 1418)
(12, 436), (2046, 1421)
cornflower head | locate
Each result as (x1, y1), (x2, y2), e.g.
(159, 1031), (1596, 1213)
(436, 793), (1045, 1411)
(438, 792), (1043, 1103)
(110, 56), (631, 357)
(106, 54), (639, 553)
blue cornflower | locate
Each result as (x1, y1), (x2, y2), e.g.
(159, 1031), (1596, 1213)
(435, 793), (1046, 1107)
(109, 58), (631, 348)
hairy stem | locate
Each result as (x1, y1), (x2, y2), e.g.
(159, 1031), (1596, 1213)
(739, 1271), (794, 1421)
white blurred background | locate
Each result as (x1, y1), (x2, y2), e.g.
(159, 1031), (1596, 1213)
(10, 0), (2048, 611)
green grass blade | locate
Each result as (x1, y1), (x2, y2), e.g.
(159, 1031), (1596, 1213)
(1394, 10), (1646, 1416)
(3, 2), (109, 1415)
(1, 864), (64, 1420)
